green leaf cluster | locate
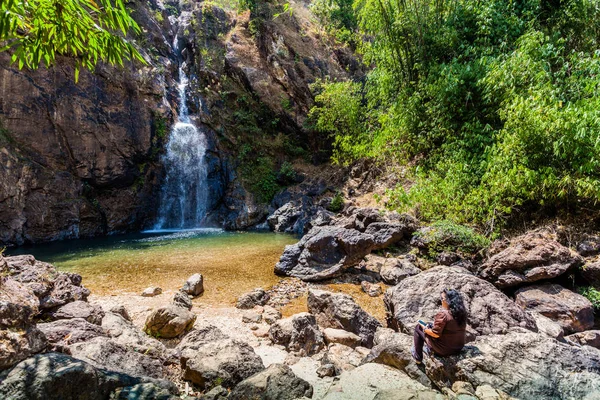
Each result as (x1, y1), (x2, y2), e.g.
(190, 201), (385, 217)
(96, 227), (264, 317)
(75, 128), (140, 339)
(310, 0), (600, 230)
(0, 0), (146, 81)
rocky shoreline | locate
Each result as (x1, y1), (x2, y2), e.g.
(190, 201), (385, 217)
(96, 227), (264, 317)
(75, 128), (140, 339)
(2, 205), (600, 399)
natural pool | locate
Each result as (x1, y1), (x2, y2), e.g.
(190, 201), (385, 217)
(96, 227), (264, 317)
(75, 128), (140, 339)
(7, 229), (297, 306)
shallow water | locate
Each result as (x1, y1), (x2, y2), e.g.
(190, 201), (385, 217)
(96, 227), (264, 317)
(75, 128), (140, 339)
(8, 229), (296, 306)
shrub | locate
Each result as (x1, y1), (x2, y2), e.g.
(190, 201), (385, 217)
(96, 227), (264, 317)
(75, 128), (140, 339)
(578, 286), (600, 312)
(328, 192), (344, 212)
(412, 221), (490, 259)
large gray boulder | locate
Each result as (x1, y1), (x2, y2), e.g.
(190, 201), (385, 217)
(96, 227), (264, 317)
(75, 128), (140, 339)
(1, 255), (90, 309)
(229, 363), (313, 400)
(69, 337), (166, 379)
(515, 284), (594, 334)
(479, 231), (582, 288)
(143, 305), (196, 338)
(0, 353), (176, 400)
(425, 328), (600, 399)
(0, 326), (47, 371)
(307, 289), (382, 348)
(384, 267), (537, 341)
(102, 311), (167, 359)
(38, 318), (107, 347)
(268, 199), (333, 236)
(177, 326), (265, 389)
(321, 363), (442, 400)
(275, 226), (377, 281)
(47, 300), (105, 325)
(364, 218), (418, 250)
(321, 343), (368, 375)
(0, 277), (47, 370)
(112, 383), (178, 400)
(373, 256), (421, 285)
(268, 312), (325, 356)
(362, 328), (433, 389)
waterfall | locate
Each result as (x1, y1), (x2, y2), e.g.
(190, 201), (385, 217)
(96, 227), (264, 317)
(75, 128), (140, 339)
(154, 35), (209, 230)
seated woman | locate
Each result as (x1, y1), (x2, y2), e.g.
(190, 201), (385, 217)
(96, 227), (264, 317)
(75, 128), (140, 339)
(412, 289), (467, 364)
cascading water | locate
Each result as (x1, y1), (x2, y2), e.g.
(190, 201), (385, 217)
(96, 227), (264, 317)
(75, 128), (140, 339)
(154, 35), (209, 230)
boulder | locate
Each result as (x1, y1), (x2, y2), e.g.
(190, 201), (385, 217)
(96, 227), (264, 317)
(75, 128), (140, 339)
(425, 328), (600, 399)
(268, 312), (325, 356)
(364, 220), (417, 250)
(229, 363), (313, 400)
(378, 257), (421, 285)
(0, 353), (176, 400)
(0, 277), (39, 328)
(0, 277), (47, 369)
(581, 260), (600, 288)
(275, 226), (376, 281)
(112, 383), (178, 400)
(177, 326), (265, 389)
(321, 343), (366, 375)
(321, 363), (441, 400)
(0, 326), (47, 371)
(529, 311), (564, 340)
(102, 311), (167, 359)
(384, 266), (537, 341)
(47, 300), (105, 325)
(69, 337), (166, 379)
(362, 328), (433, 389)
(182, 273), (204, 296)
(515, 284), (594, 334)
(236, 288), (270, 309)
(565, 330), (600, 349)
(361, 281), (383, 297)
(577, 235), (600, 256)
(263, 305), (282, 324)
(307, 289), (382, 347)
(38, 318), (107, 347)
(268, 200), (323, 236)
(200, 385), (229, 400)
(436, 251), (460, 266)
(109, 304), (132, 321)
(141, 287), (162, 297)
(144, 305), (196, 338)
(479, 231), (582, 288)
(242, 310), (262, 323)
(1, 255), (59, 298)
(323, 328), (362, 348)
(172, 291), (193, 310)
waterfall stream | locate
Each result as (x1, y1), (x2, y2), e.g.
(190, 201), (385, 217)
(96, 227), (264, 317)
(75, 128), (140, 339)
(154, 35), (209, 229)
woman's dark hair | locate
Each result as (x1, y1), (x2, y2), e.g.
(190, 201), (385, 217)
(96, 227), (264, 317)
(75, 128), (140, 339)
(443, 289), (467, 326)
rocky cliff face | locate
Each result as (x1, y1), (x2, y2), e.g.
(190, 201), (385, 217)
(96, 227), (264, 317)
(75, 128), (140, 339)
(0, 0), (358, 246)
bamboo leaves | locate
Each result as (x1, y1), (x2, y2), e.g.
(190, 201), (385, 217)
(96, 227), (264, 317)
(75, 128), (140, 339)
(0, 0), (146, 82)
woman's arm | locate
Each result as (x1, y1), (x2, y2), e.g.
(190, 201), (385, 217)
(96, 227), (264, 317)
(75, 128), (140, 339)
(425, 311), (447, 338)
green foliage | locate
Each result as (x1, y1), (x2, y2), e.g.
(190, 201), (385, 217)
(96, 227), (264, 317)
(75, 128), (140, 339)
(278, 161), (296, 182)
(413, 221), (490, 258)
(328, 191), (344, 212)
(239, 155), (280, 203)
(152, 113), (168, 139)
(578, 286), (600, 311)
(0, 0), (145, 82)
(310, 0), (357, 43)
(310, 0), (600, 230)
